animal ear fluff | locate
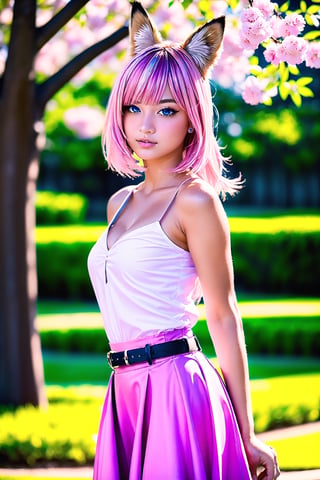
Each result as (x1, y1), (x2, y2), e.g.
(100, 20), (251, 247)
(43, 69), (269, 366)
(182, 17), (225, 78)
(130, 1), (162, 57)
(130, 2), (225, 78)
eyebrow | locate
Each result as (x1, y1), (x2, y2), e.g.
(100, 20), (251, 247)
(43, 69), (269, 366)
(159, 98), (177, 104)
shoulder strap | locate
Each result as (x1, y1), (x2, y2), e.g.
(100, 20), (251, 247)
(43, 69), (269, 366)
(108, 186), (136, 228)
(159, 178), (193, 222)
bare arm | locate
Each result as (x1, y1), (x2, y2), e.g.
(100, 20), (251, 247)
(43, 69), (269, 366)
(178, 180), (279, 480)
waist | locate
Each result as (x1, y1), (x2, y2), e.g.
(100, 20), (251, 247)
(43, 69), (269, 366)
(107, 330), (201, 369)
(109, 327), (194, 351)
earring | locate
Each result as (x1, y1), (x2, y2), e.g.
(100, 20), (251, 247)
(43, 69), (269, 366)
(188, 127), (194, 133)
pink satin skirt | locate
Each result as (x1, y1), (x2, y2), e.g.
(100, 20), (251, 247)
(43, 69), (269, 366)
(93, 328), (251, 480)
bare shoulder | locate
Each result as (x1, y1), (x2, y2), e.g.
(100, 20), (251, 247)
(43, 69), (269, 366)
(106, 185), (136, 223)
(176, 178), (229, 231)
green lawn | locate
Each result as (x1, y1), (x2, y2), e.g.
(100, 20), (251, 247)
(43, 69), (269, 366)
(266, 431), (320, 470)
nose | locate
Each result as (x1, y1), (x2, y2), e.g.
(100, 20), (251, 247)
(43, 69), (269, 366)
(139, 113), (155, 134)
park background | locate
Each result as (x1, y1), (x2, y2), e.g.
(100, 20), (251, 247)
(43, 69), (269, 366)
(0, 0), (320, 478)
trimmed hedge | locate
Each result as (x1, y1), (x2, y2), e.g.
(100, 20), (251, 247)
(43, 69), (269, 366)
(39, 316), (320, 357)
(231, 231), (320, 295)
(37, 242), (93, 299)
(36, 229), (320, 299)
(36, 191), (88, 225)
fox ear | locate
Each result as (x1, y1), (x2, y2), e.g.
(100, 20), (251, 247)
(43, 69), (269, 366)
(182, 17), (225, 78)
(130, 1), (162, 57)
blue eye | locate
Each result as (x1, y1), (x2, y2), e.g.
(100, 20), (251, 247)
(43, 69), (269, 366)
(159, 107), (177, 117)
(123, 105), (140, 113)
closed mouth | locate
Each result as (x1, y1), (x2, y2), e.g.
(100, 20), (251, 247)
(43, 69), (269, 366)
(137, 139), (157, 144)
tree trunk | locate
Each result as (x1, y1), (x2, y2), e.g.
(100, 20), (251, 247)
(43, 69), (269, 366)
(0, 0), (128, 407)
(0, 0), (46, 407)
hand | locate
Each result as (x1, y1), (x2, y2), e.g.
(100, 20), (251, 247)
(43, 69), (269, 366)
(243, 435), (281, 480)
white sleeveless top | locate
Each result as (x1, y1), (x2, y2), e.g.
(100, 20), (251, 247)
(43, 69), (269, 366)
(87, 183), (201, 343)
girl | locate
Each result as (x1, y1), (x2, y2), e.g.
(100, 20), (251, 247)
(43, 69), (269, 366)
(88, 2), (280, 479)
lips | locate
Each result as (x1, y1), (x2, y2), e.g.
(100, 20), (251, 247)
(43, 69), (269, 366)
(136, 138), (157, 147)
(137, 138), (156, 144)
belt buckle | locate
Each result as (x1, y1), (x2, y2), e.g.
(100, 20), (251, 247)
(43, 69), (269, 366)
(107, 350), (118, 370)
(185, 335), (201, 352)
(123, 349), (130, 366)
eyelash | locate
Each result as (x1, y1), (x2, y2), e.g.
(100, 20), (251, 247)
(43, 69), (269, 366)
(123, 105), (178, 117)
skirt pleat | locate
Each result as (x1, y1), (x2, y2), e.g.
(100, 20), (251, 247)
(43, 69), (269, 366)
(93, 328), (252, 480)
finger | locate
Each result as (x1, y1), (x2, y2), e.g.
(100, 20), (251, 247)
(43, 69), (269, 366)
(257, 470), (268, 480)
(270, 446), (281, 479)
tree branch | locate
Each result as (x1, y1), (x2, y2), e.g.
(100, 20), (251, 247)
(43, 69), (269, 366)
(36, 0), (89, 51)
(36, 24), (128, 112)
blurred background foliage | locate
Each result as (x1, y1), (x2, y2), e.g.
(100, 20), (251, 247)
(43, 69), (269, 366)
(39, 71), (320, 217)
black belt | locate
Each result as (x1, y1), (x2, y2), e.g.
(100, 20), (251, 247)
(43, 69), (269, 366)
(107, 335), (201, 369)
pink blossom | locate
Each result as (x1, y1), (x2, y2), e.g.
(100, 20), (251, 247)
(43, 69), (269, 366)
(240, 33), (261, 51)
(0, 7), (13, 25)
(304, 42), (320, 68)
(278, 13), (305, 37)
(240, 7), (272, 50)
(64, 20), (94, 54)
(0, 47), (6, 76)
(264, 43), (281, 65)
(252, 0), (275, 19)
(213, 55), (250, 88)
(210, 0), (228, 18)
(222, 22), (244, 57)
(35, 39), (69, 75)
(270, 15), (284, 39)
(85, 2), (110, 30)
(277, 35), (307, 65)
(64, 106), (105, 139)
(241, 76), (265, 105)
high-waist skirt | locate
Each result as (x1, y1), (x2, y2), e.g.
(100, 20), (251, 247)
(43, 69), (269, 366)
(93, 327), (252, 480)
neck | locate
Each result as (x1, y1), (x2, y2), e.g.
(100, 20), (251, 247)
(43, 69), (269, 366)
(141, 168), (189, 192)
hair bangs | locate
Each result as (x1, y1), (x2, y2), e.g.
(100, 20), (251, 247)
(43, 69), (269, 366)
(123, 48), (170, 106)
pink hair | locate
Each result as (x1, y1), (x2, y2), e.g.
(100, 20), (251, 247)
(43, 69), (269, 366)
(102, 44), (241, 198)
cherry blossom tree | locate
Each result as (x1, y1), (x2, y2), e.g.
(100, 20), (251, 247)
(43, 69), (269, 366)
(0, 0), (319, 407)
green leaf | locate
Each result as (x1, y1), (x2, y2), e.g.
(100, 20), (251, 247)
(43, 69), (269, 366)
(249, 56), (259, 65)
(279, 64), (289, 82)
(298, 87), (314, 97)
(262, 96), (273, 106)
(250, 65), (262, 75)
(300, 0), (307, 12)
(307, 4), (320, 13)
(279, 83), (290, 100)
(303, 30), (320, 39)
(280, 1), (290, 12)
(181, 0), (193, 9)
(306, 14), (320, 26)
(227, 0), (241, 9)
(288, 65), (300, 75)
(290, 91), (302, 107)
(297, 77), (313, 86)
